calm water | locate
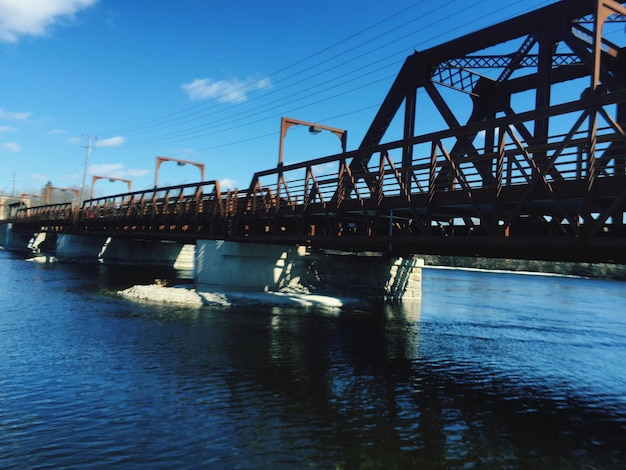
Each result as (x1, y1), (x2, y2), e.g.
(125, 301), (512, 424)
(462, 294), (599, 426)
(1, 250), (625, 469)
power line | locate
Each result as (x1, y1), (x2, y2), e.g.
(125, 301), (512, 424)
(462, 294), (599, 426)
(101, 0), (430, 138)
(80, 135), (94, 204)
(106, 0), (466, 147)
(103, 1), (559, 158)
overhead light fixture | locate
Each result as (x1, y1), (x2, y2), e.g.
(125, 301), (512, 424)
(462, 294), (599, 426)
(309, 125), (322, 134)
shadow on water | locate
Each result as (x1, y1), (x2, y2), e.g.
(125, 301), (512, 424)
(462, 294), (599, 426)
(93, 264), (193, 290)
(113, 298), (625, 468)
(3, 250), (192, 290)
(2, 251), (625, 468)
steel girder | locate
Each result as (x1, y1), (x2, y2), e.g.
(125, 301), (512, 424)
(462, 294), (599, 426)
(7, 0), (626, 263)
(320, 0), (626, 258)
(357, 0), (626, 154)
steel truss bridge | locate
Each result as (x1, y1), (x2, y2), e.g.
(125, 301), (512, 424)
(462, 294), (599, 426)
(6, 0), (626, 263)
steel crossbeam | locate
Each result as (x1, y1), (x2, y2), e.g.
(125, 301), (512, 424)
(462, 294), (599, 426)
(5, 0), (626, 263)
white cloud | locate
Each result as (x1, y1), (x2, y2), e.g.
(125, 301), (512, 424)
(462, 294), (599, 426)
(219, 178), (237, 190)
(0, 125), (17, 133)
(48, 128), (67, 135)
(125, 168), (150, 177)
(29, 172), (50, 182)
(0, 108), (30, 120)
(89, 163), (149, 179)
(2, 141), (22, 152)
(311, 162), (338, 176)
(95, 136), (125, 148)
(476, 125), (516, 142)
(181, 76), (271, 103)
(90, 163), (123, 173)
(0, 0), (98, 43)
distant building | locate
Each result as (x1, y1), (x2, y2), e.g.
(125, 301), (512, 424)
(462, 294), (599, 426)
(0, 196), (16, 220)
(0, 195), (34, 220)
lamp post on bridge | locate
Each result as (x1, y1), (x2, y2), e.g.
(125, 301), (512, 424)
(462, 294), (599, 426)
(154, 156), (206, 188)
(45, 186), (81, 205)
(19, 193), (46, 208)
(90, 175), (132, 199)
(277, 116), (347, 166)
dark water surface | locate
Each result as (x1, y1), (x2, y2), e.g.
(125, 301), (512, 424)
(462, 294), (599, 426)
(1, 250), (625, 468)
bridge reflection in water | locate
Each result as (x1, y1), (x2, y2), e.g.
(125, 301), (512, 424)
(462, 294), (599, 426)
(1, 254), (625, 467)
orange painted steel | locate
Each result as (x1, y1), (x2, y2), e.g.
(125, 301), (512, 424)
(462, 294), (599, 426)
(6, 0), (626, 263)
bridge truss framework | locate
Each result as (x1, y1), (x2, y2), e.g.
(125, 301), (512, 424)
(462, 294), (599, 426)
(7, 0), (626, 263)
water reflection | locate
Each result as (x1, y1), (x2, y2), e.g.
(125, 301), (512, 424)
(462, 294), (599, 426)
(1, 252), (625, 468)
(164, 300), (623, 467)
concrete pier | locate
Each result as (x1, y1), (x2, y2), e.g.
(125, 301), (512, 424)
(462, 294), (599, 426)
(0, 223), (10, 247)
(1, 227), (55, 254)
(99, 238), (194, 268)
(195, 240), (422, 301)
(303, 251), (423, 301)
(56, 233), (195, 269)
(1, 224), (422, 301)
(194, 240), (307, 292)
(56, 234), (109, 261)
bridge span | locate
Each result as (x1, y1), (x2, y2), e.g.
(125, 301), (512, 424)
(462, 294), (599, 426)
(3, 0), (626, 265)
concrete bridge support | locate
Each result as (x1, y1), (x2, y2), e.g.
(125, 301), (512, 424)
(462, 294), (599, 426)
(195, 240), (422, 301)
(194, 240), (307, 292)
(56, 233), (194, 269)
(0, 223), (9, 247)
(99, 238), (193, 268)
(5, 227), (32, 252)
(2, 226), (421, 302)
(1, 227), (55, 254)
(56, 234), (109, 262)
(305, 251), (423, 301)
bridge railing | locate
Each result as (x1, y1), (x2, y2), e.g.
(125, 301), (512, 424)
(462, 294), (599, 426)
(77, 180), (235, 232)
(9, 181), (229, 232)
(246, 127), (622, 209)
(244, 90), (626, 217)
(8, 90), (626, 240)
(11, 202), (77, 228)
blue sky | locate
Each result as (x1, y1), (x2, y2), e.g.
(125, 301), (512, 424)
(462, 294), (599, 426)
(0, 0), (559, 198)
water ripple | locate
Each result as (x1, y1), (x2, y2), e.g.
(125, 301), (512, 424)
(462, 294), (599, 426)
(1, 253), (625, 467)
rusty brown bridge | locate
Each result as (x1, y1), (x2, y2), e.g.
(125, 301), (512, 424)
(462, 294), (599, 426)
(5, 0), (626, 264)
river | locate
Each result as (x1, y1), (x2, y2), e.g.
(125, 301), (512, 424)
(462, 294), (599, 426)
(1, 250), (625, 468)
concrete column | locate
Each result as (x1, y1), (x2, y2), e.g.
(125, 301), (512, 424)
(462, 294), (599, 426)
(0, 223), (10, 247)
(4, 227), (38, 253)
(56, 233), (109, 262)
(195, 240), (423, 301)
(27, 232), (56, 254)
(195, 240), (306, 292)
(100, 238), (194, 268)
(56, 234), (195, 267)
(302, 252), (423, 301)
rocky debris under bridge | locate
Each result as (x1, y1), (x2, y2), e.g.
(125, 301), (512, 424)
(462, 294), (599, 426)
(117, 283), (364, 309)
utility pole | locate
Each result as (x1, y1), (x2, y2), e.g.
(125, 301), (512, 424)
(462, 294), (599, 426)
(80, 135), (93, 204)
(11, 171), (16, 197)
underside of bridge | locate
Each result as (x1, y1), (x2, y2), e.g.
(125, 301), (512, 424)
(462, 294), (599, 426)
(6, 0), (626, 264)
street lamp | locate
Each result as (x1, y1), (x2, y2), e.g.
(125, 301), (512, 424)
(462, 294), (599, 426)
(277, 116), (347, 166)
(154, 156), (206, 188)
(19, 193), (45, 208)
(90, 175), (132, 199)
